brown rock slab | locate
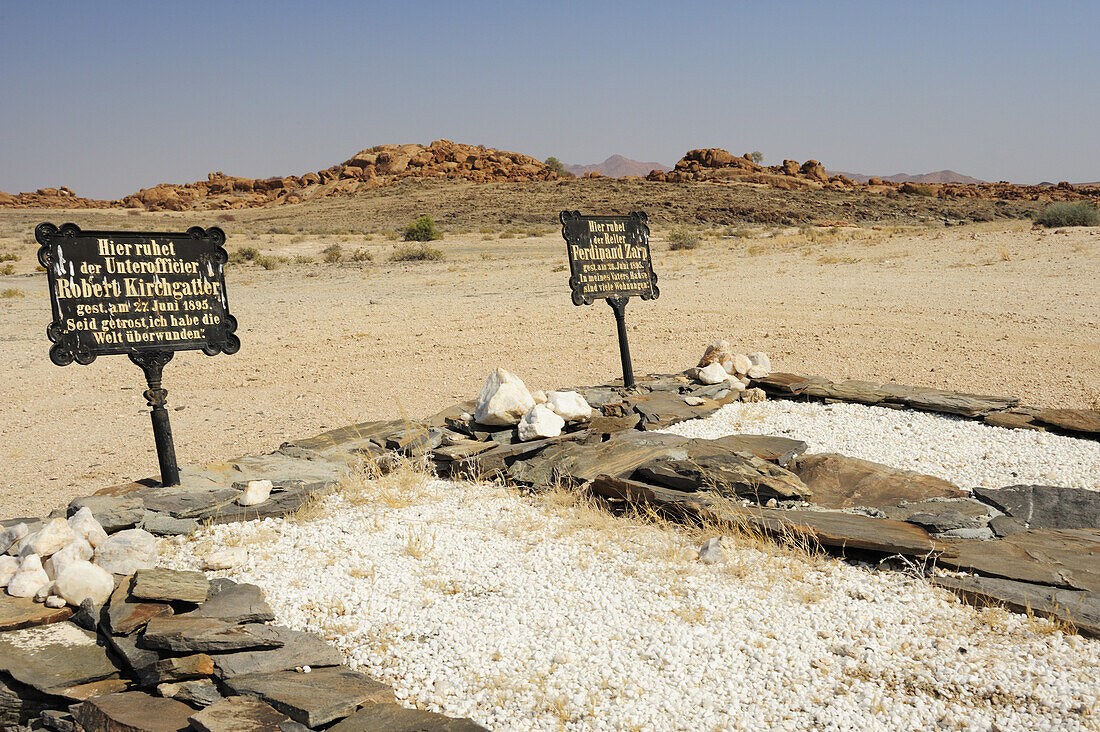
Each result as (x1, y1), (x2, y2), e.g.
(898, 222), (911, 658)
(105, 576), (174, 636)
(802, 380), (891, 405)
(329, 703), (489, 731)
(590, 475), (939, 556)
(210, 626), (343, 678)
(432, 440), (499, 461)
(450, 431), (588, 479)
(131, 568), (210, 603)
(899, 390), (1018, 418)
(508, 431), (689, 487)
(138, 654), (214, 686)
(792, 453), (965, 510)
(983, 412), (1043, 431)
(185, 580), (275, 625)
(189, 695), (293, 731)
(224, 667), (394, 727)
(1033, 408), (1100, 436)
(587, 413), (642, 434)
(634, 453), (810, 502)
(422, 401), (476, 428)
(75, 691), (194, 732)
(630, 392), (722, 429)
(0, 593), (73, 631)
(750, 372), (820, 394)
(688, 434), (809, 467)
(54, 677), (130, 701)
(157, 679), (223, 708)
(290, 420), (406, 453)
(141, 617), (285, 654)
(0, 623), (121, 696)
(938, 529), (1100, 593)
(0, 672), (59, 728)
(932, 575), (1100, 637)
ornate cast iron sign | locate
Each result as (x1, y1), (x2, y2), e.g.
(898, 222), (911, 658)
(36, 223), (241, 486)
(560, 210), (658, 306)
(560, 211), (659, 388)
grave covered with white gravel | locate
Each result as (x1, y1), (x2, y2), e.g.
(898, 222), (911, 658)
(662, 400), (1100, 491)
(163, 474), (1100, 732)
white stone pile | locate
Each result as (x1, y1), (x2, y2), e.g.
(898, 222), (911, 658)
(687, 340), (772, 390)
(663, 400), (1100, 490)
(163, 478), (1100, 732)
(473, 368), (593, 440)
(0, 509), (158, 607)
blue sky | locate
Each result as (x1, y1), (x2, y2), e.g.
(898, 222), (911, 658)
(1, 1), (1097, 198)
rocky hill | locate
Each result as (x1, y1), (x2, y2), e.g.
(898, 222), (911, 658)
(1, 143), (1096, 212)
(565, 155), (671, 179)
(0, 140), (560, 211)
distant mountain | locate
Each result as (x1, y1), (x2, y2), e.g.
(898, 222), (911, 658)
(827, 169), (985, 185)
(565, 155), (671, 178)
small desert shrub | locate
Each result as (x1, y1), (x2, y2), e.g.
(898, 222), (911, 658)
(217, 213), (236, 222)
(1034, 201), (1100, 228)
(403, 215), (443, 242)
(253, 254), (281, 270)
(0, 264), (14, 276)
(351, 247), (373, 262)
(0, 252), (18, 262)
(1, 288), (24, 298)
(390, 243), (444, 262)
(322, 244), (343, 263)
(668, 228), (700, 251)
(899, 182), (937, 196)
(229, 246), (259, 264)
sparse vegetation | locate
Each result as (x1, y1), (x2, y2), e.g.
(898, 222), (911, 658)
(0, 264), (14, 276)
(322, 244), (343, 263)
(1, 288), (24, 298)
(1034, 201), (1100, 228)
(750, 151), (764, 164)
(350, 247), (373, 262)
(899, 182), (938, 197)
(253, 254), (283, 270)
(403, 215), (443, 242)
(390, 243), (444, 262)
(229, 246), (259, 264)
(0, 252), (18, 262)
(544, 156), (566, 175)
(668, 228), (700, 251)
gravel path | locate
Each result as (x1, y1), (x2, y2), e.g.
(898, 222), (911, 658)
(662, 401), (1100, 490)
(163, 478), (1100, 731)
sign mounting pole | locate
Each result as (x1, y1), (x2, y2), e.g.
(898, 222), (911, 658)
(130, 350), (179, 486)
(560, 211), (658, 390)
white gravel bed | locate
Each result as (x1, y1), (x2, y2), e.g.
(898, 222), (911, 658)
(162, 478), (1100, 731)
(661, 401), (1100, 490)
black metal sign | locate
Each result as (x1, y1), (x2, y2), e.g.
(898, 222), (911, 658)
(560, 210), (658, 305)
(560, 211), (659, 388)
(36, 223), (241, 486)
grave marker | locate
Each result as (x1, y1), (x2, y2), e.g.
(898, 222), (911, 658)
(560, 210), (659, 388)
(36, 223), (240, 486)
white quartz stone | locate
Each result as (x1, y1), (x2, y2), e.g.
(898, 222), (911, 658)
(93, 528), (158, 574)
(54, 559), (115, 607)
(545, 391), (593, 422)
(68, 507), (109, 548)
(518, 404), (566, 441)
(6, 554), (50, 598)
(239, 480), (273, 507)
(474, 368), (536, 426)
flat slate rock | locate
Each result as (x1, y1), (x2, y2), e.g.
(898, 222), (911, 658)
(289, 420), (407, 454)
(224, 666), (394, 727)
(509, 431), (689, 487)
(971, 484), (1100, 531)
(132, 568), (210, 603)
(750, 372), (821, 394)
(630, 392), (724, 429)
(104, 631), (160, 675)
(54, 677), (131, 702)
(67, 495), (145, 533)
(1033, 408), (1100, 436)
(0, 593), (73, 631)
(932, 575), (1100, 637)
(634, 453), (810, 502)
(938, 529), (1100, 593)
(686, 434), (809, 467)
(900, 390), (1018, 418)
(330, 703), (489, 731)
(105, 577), (173, 636)
(590, 475), (939, 556)
(75, 691), (194, 732)
(141, 617), (285, 654)
(158, 679), (224, 709)
(0, 623), (121, 696)
(189, 695), (294, 731)
(792, 453), (966, 510)
(205, 482), (337, 524)
(210, 626), (343, 678)
(141, 489), (238, 520)
(432, 440), (499, 461)
(185, 580), (275, 625)
(802, 380), (892, 405)
(422, 400), (477, 428)
(138, 653), (215, 686)
(450, 431), (588, 479)
(983, 411), (1043, 431)
(141, 512), (201, 536)
(877, 497), (996, 524)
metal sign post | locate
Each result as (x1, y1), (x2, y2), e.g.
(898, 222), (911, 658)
(36, 223), (240, 487)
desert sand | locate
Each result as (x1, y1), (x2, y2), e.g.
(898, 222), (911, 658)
(0, 212), (1097, 518)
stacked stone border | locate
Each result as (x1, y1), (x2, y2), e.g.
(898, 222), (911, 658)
(2, 370), (1097, 730)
